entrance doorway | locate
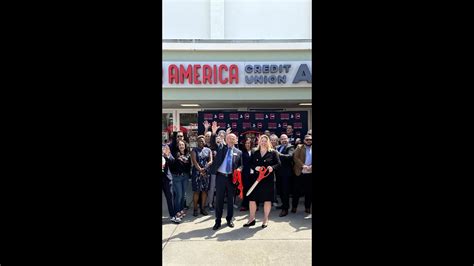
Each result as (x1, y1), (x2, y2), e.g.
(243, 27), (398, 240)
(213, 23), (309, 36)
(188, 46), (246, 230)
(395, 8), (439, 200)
(162, 109), (200, 147)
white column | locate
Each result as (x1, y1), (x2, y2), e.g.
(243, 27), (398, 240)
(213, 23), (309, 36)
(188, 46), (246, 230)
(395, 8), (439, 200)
(210, 0), (225, 39)
(309, 0), (312, 39)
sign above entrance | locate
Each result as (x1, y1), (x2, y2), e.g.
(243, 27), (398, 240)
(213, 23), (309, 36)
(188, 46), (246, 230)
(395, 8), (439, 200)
(162, 61), (312, 88)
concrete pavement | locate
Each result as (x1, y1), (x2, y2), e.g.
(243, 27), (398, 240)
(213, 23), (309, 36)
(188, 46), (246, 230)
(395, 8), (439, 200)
(162, 182), (312, 266)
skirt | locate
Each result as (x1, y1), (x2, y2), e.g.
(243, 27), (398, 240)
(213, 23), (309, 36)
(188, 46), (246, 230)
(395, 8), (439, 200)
(191, 170), (210, 192)
(247, 172), (275, 202)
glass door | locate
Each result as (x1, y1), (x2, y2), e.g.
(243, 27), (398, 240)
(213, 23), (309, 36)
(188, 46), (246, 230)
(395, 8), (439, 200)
(177, 109), (200, 148)
(162, 110), (175, 144)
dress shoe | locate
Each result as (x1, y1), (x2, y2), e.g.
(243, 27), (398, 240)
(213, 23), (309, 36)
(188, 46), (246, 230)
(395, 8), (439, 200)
(243, 219), (256, 227)
(291, 208), (297, 213)
(305, 208), (311, 214)
(262, 223), (268, 228)
(200, 209), (208, 215)
(212, 223), (221, 230)
(279, 210), (288, 217)
(227, 220), (235, 228)
(193, 210), (199, 217)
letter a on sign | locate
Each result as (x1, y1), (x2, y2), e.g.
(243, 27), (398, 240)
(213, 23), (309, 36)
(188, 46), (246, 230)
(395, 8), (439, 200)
(293, 64), (312, 84)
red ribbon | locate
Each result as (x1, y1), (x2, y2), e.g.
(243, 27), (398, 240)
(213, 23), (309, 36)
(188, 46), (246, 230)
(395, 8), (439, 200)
(233, 167), (271, 199)
(233, 170), (244, 199)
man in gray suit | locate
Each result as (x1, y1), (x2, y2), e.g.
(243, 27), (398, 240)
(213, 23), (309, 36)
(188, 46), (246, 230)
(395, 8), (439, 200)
(207, 121), (243, 230)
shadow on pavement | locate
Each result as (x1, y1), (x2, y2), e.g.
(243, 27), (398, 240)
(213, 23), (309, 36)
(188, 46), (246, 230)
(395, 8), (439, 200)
(192, 215), (214, 224)
(163, 182), (312, 236)
(168, 223), (264, 242)
(272, 212), (312, 232)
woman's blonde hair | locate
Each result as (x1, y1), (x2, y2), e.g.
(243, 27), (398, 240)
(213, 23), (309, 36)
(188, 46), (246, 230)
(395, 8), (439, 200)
(256, 134), (274, 152)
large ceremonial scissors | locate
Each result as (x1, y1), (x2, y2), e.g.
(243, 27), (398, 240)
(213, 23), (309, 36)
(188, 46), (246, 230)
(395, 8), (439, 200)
(246, 166), (271, 196)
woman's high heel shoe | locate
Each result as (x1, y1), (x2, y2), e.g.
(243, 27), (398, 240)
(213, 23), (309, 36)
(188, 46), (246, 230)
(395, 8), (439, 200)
(243, 219), (256, 227)
(261, 223), (268, 228)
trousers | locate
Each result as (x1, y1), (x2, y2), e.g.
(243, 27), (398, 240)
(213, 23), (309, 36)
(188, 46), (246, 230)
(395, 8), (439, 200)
(292, 173), (312, 209)
(214, 172), (235, 224)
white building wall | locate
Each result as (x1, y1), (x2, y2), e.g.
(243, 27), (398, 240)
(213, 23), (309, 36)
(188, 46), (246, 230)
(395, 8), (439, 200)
(162, 0), (211, 39)
(224, 0), (311, 40)
(162, 0), (311, 40)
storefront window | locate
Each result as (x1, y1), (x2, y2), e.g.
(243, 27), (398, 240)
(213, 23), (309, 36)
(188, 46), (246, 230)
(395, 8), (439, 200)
(179, 113), (198, 148)
(162, 113), (173, 144)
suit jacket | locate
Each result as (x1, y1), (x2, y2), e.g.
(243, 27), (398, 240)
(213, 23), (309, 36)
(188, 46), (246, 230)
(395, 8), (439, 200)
(275, 144), (295, 177)
(241, 149), (253, 178)
(209, 133), (243, 175)
(162, 155), (173, 181)
(293, 144), (309, 176)
(249, 149), (281, 177)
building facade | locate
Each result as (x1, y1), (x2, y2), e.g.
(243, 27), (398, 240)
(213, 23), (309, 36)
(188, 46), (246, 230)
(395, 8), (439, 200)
(163, 0), (312, 147)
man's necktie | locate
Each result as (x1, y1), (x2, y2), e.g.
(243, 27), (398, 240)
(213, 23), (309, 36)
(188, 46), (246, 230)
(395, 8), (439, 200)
(225, 148), (232, 173)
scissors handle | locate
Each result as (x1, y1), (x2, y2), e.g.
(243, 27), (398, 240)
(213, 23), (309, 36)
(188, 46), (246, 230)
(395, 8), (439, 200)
(261, 166), (271, 177)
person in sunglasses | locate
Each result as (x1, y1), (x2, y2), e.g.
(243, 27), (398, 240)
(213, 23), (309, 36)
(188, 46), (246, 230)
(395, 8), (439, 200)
(292, 135), (312, 214)
(170, 131), (187, 156)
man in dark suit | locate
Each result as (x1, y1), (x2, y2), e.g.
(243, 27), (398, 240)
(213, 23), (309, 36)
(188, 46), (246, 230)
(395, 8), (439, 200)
(208, 121), (243, 230)
(275, 134), (295, 217)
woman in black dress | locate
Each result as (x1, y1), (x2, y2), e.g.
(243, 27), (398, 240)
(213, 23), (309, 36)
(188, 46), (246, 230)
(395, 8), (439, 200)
(239, 138), (254, 212)
(244, 135), (281, 228)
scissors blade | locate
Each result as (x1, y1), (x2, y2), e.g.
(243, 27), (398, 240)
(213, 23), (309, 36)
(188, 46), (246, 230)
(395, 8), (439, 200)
(246, 180), (259, 196)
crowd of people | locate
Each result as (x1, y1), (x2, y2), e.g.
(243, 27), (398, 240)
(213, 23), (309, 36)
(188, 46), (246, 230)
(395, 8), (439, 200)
(162, 121), (313, 230)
